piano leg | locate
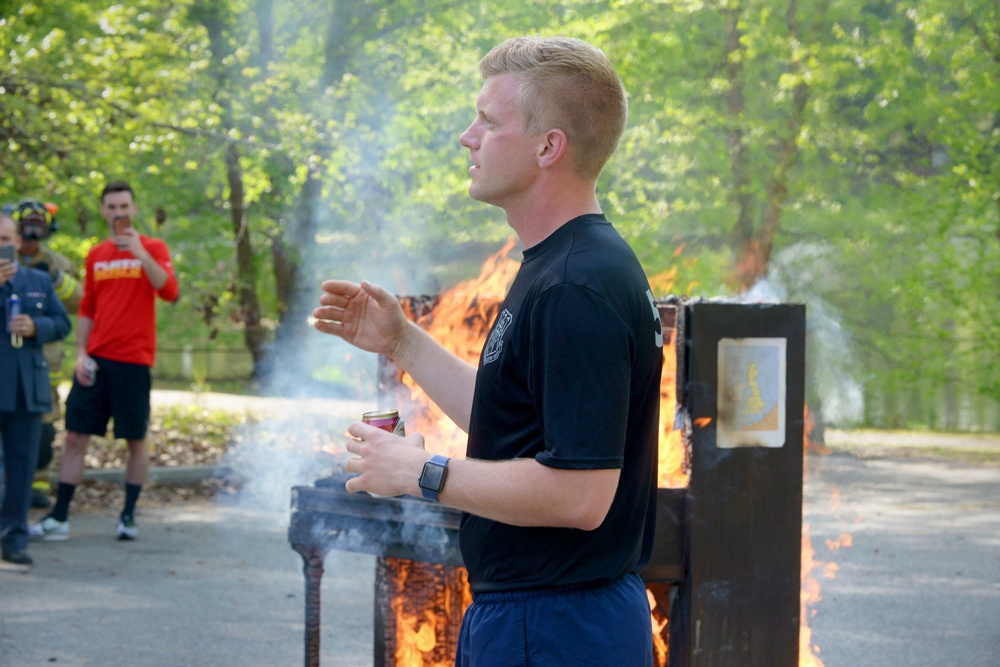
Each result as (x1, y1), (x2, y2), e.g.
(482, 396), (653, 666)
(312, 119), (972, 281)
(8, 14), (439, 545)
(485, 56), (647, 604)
(292, 543), (330, 667)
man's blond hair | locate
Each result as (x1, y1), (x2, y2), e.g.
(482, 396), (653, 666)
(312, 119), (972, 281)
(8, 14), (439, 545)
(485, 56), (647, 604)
(479, 36), (627, 180)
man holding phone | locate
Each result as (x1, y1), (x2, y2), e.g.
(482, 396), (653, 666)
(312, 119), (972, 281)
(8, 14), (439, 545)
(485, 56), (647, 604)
(0, 212), (72, 566)
(31, 181), (179, 543)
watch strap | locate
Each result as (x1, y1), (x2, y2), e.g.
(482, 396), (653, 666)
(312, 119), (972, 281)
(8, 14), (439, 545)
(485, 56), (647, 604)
(419, 454), (450, 502)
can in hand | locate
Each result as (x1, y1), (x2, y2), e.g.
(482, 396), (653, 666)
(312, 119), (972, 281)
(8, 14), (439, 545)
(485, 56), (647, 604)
(359, 409), (405, 498)
(7, 293), (20, 328)
(362, 409), (405, 436)
(80, 358), (98, 387)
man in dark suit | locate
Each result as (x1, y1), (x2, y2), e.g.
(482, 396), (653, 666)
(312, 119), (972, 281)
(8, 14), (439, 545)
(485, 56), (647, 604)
(11, 198), (82, 509)
(0, 212), (71, 567)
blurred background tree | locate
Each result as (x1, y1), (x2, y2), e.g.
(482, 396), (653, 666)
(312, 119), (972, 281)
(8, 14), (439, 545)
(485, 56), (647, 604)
(1, 0), (996, 430)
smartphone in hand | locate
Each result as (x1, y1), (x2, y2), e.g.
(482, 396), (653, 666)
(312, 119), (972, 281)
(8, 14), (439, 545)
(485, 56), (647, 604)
(112, 215), (132, 236)
(0, 244), (15, 264)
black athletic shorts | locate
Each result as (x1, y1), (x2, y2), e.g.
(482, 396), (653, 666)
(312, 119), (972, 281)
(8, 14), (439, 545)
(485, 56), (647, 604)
(65, 355), (151, 441)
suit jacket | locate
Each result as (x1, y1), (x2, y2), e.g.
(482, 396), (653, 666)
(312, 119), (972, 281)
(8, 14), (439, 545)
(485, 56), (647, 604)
(0, 265), (72, 414)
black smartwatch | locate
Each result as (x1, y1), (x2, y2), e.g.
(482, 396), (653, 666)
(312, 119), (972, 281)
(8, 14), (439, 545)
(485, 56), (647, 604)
(418, 455), (450, 502)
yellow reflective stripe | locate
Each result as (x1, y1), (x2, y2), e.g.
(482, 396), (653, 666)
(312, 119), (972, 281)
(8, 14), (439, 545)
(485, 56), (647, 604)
(54, 273), (77, 301)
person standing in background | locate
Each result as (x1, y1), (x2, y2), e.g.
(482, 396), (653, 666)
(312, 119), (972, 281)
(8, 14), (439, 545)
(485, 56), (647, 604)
(31, 181), (178, 543)
(10, 198), (83, 510)
(0, 212), (72, 566)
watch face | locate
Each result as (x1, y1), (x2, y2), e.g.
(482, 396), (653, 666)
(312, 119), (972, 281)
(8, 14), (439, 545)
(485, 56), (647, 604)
(420, 461), (447, 492)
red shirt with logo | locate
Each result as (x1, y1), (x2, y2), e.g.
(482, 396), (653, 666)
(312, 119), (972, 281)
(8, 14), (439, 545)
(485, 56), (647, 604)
(79, 236), (179, 367)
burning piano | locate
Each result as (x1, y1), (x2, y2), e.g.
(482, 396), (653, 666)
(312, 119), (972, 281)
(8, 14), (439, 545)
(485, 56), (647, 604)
(290, 248), (806, 667)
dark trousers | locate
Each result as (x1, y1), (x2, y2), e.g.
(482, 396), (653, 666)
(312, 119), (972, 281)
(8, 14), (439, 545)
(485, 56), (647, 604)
(1, 404), (43, 554)
(456, 573), (654, 667)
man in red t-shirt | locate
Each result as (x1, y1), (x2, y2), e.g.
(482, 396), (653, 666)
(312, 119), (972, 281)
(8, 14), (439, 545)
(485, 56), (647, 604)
(31, 181), (179, 542)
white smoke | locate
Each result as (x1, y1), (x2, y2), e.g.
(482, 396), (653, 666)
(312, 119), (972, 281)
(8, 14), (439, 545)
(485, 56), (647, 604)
(743, 241), (865, 427)
(217, 397), (371, 517)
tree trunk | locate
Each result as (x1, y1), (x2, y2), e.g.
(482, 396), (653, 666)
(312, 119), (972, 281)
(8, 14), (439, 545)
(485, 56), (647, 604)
(724, 4), (757, 293)
(728, 0), (826, 292)
(225, 143), (268, 366)
(196, 0), (269, 372)
(274, 0), (357, 331)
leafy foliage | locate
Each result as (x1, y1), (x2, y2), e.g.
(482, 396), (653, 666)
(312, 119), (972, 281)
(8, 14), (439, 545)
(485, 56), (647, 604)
(2, 0), (997, 428)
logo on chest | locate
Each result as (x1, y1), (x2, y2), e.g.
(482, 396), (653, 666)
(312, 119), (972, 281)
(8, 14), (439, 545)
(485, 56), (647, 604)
(482, 309), (513, 365)
(93, 258), (143, 281)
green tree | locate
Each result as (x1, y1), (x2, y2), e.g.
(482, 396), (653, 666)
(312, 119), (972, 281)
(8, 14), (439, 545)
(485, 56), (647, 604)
(2, 0), (997, 426)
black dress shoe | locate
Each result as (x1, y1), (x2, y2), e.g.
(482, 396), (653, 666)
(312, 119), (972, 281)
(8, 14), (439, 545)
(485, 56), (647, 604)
(2, 551), (34, 566)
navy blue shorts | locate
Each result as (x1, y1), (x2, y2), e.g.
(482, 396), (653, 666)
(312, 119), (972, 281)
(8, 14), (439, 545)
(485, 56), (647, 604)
(455, 573), (654, 667)
(65, 356), (151, 441)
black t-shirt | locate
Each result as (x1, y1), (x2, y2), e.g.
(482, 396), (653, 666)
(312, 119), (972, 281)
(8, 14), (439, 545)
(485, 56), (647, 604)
(461, 214), (664, 593)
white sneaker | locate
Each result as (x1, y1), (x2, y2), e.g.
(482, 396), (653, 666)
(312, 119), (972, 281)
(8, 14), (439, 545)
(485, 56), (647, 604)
(29, 516), (70, 542)
(116, 518), (139, 541)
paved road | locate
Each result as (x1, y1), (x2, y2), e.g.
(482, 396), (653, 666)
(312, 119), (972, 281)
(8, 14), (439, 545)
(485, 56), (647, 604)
(1, 502), (375, 667)
(803, 453), (1000, 667)
(3, 433), (999, 665)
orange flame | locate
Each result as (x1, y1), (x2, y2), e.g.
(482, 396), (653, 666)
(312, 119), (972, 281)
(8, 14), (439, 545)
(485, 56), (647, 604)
(647, 587), (670, 665)
(398, 238), (520, 458)
(799, 523), (853, 667)
(381, 558), (471, 667)
(800, 412), (853, 666)
(800, 524), (825, 667)
(804, 405), (833, 455)
(390, 242), (846, 665)
(825, 533), (853, 553)
(393, 604), (441, 666)
(657, 316), (689, 488)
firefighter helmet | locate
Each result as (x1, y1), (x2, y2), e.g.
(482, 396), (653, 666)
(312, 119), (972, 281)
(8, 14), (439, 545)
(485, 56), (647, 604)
(12, 198), (60, 240)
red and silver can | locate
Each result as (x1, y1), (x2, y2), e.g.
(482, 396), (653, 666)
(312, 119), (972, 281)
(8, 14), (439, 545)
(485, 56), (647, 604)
(362, 409), (405, 436)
